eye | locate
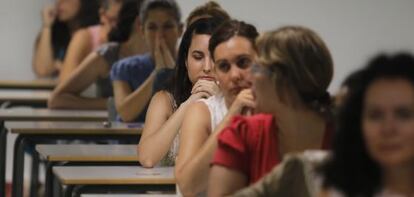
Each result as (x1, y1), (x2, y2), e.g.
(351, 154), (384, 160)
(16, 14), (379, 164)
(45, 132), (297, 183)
(216, 61), (231, 73)
(163, 22), (176, 30)
(364, 108), (383, 121)
(147, 24), (158, 31)
(236, 56), (253, 70)
(395, 107), (414, 121)
(192, 52), (204, 60)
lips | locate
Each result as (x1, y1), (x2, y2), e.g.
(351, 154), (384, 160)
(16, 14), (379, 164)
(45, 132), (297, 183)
(199, 76), (215, 81)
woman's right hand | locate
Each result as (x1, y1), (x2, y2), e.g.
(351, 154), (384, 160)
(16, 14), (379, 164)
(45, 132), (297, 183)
(154, 37), (175, 71)
(42, 5), (56, 28)
(227, 89), (256, 116)
(185, 79), (219, 104)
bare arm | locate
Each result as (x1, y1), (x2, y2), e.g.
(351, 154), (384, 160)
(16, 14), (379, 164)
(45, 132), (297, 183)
(112, 71), (156, 122)
(32, 5), (59, 77)
(58, 29), (93, 82)
(208, 166), (247, 197)
(48, 52), (109, 109)
(138, 83), (213, 167)
(175, 89), (256, 196)
(137, 91), (175, 167)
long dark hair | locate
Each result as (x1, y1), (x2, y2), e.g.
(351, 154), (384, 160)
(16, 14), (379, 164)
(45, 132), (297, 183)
(51, 0), (100, 60)
(170, 17), (223, 106)
(108, 0), (143, 42)
(320, 53), (414, 196)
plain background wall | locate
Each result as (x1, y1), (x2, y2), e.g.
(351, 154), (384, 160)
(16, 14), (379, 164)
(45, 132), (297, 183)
(1, 0), (414, 93)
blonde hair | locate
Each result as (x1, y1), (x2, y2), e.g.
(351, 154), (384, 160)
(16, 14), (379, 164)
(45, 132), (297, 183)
(256, 26), (333, 114)
(186, 1), (230, 26)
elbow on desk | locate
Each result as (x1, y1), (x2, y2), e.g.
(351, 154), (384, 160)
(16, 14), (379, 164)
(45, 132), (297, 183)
(175, 168), (202, 196)
(137, 148), (158, 168)
(47, 92), (63, 109)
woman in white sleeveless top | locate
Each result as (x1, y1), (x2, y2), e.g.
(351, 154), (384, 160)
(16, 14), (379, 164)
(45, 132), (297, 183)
(175, 20), (259, 196)
(137, 18), (223, 167)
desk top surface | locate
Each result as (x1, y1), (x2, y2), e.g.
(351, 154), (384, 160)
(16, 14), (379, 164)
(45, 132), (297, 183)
(36, 144), (138, 162)
(0, 89), (51, 102)
(0, 108), (108, 121)
(0, 79), (56, 89)
(53, 166), (175, 185)
(6, 121), (142, 135)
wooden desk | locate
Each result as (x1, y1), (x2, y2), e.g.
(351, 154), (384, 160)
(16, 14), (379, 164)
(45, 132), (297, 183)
(36, 144), (138, 162)
(7, 121), (140, 135)
(54, 166), (175, 196)
(0, 79), (56, 90)
(0, 108), (107, 121)
(0, 89), (51, 106)
(0, 109), (108, 197)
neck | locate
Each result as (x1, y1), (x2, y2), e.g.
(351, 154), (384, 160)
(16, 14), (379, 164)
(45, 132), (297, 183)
(274, 104), (326, 156)
(120, 31), (149, 57)
(383, 165), (414, 195)
(67, 20), (80, 34)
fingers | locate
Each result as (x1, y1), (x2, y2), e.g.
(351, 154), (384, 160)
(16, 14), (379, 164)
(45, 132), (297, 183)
(159, 39), (175, 69)
(191, 80), (219, 96)
(153, 36), (165, 70)
(229, 89), (257, 115)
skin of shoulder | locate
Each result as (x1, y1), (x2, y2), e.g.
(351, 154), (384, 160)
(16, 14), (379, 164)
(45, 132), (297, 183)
(58, 28), (94, 81)
(141, 90), (174, 140)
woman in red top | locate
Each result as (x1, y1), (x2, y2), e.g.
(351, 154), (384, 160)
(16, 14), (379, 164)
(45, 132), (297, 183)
(208, 26), (335, 196)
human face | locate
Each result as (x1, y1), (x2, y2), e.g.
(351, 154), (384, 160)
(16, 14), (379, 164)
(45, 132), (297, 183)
(362, 78), (414, 169)
(56, 0), (81, 22)
(214, 36), (255, 104)
(101, 0), (122, 28)
(142, 9), (182, 55)
(187, 34), (215, 84)
(251, 63), (280, 113)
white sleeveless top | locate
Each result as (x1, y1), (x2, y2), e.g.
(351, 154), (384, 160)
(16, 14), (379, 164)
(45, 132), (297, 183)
(199, 94), (228, 132)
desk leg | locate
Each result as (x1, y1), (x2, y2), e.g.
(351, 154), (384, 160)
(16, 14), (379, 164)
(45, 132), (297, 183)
(11, 135), (26, 197)
(29, 151), (39, 197)
(45, 161), (58, 197)
(63, 185), (74, 197)
(0, 121), (6, 197)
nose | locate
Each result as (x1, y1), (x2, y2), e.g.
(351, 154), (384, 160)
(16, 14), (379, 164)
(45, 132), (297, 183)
(203, 58), (213, 73)
(381, 115), (396, 136)
(229, 65), (242, 82)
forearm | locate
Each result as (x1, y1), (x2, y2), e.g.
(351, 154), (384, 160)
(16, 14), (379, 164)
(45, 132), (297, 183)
(33, 28), (56, 77)
(176, 129), (222, 195)
(138, 102), (190, 167)
(48, 93), (107, 110)
(117, 72), (156, 122)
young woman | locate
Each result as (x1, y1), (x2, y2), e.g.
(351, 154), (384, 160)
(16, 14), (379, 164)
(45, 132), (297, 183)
(137, 18), (222, 167)
(320, 53), (414, 197)
(58, 0), (124, 81)
(48, 0), (148, 110)
(32, 0), (101, 77)
(175, 20), (259, 196)
(208, 26), (335, 196)
(110, 0), (183, 122)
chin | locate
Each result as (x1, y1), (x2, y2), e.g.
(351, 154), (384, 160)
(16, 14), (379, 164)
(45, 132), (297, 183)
(375, 154), (413, 168)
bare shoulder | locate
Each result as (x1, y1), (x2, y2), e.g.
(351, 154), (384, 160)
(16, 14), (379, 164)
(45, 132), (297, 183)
(182, 101), (211, 132)
(148, 91), (174, 114)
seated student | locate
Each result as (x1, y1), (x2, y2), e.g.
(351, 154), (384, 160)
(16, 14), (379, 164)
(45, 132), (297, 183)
(320, 53), (414, 197)
(32, 0), (101, 77)
(58, 0), (124, 81)
(175, 20), (259, 196)
(111, 0), (183, 122)
(207, 26), (335, 196)
(48, 0), (148, 110)
(185, 1), (230, 26)
(137, 18), (224, 167)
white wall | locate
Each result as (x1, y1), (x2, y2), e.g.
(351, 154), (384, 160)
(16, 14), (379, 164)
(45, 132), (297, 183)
(1, 0), (414, 93)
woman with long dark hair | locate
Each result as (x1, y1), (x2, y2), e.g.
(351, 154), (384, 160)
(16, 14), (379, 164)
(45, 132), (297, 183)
(32, 0), (102, 77)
